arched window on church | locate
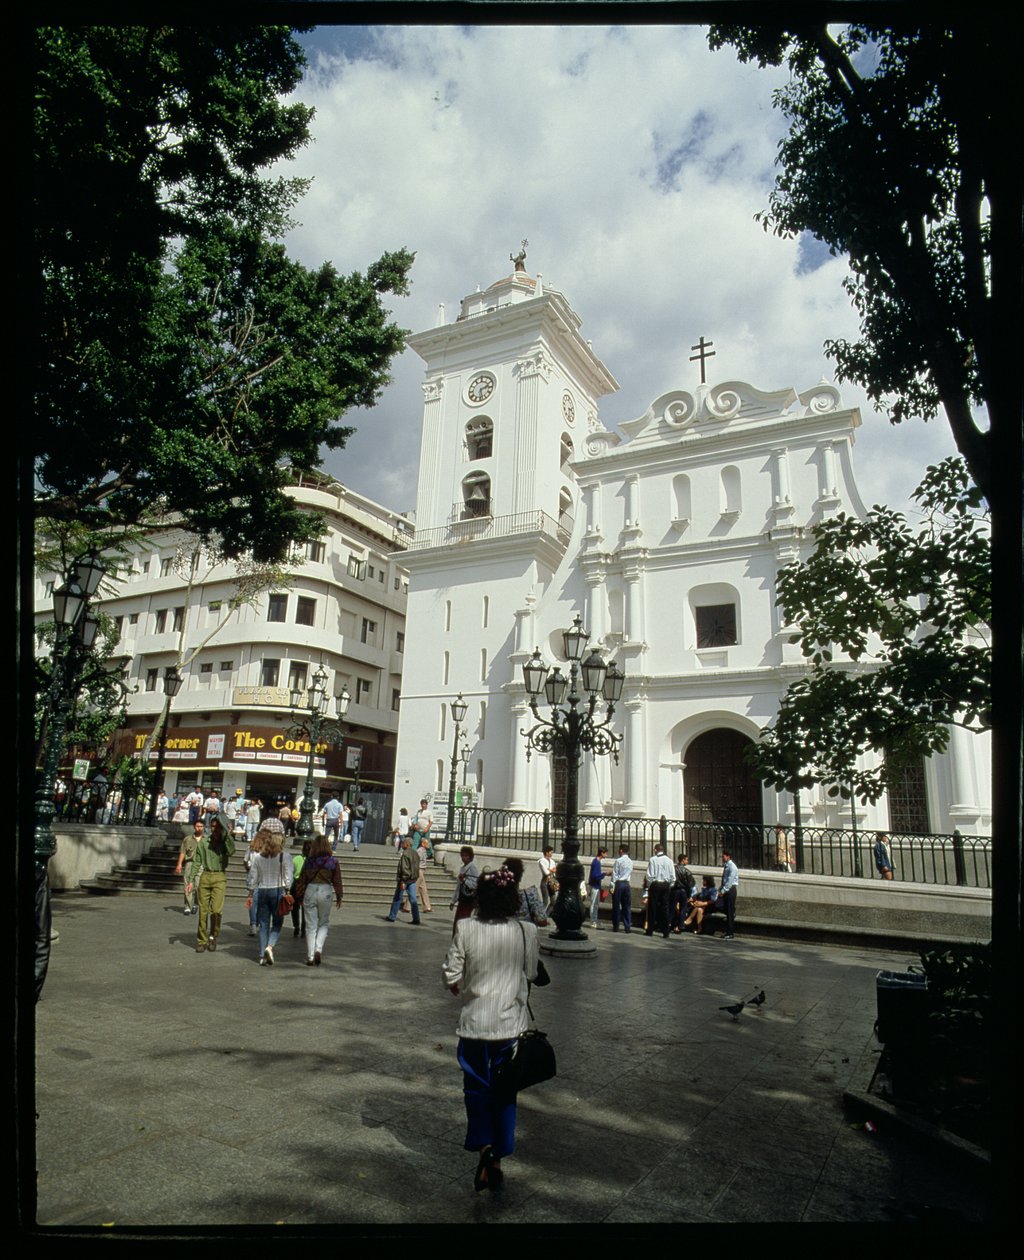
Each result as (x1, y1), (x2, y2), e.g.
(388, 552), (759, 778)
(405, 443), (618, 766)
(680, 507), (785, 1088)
(720, 465), (741, 517)
(689, 582), (740, 648)
(461, 472), (491, 518)
(672, 473), (691, 525)
(466, 416), (493, 460)
(560, 432), (574, 470)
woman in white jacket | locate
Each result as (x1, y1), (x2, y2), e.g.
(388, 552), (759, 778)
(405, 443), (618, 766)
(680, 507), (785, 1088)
(441, 868), (538, 1192)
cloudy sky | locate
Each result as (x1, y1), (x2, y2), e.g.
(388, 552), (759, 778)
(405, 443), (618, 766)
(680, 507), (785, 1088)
(279, 23), (959, 519)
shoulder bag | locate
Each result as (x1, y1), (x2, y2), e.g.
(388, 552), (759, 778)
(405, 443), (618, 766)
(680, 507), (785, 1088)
(494, 922), (556, 1097)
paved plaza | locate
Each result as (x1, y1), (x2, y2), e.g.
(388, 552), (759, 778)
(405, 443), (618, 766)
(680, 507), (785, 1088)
(29, 889), (990, 1232)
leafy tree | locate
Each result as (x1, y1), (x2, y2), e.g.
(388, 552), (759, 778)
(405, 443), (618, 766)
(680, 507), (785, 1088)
(33, 26), (413, 562)
(707, 23), (1005, 502)
(749, 458), (990, 804)
(34, 614), (131, 767)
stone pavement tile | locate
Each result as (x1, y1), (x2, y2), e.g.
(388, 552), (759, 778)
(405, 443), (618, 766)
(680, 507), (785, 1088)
(703, 1160), (818, 1223)
(633, 1147), (738, 1218)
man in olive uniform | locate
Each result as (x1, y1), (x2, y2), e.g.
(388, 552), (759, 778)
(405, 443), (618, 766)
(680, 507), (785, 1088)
(189, 815), (235, 952)
(175, 819), (205, 914)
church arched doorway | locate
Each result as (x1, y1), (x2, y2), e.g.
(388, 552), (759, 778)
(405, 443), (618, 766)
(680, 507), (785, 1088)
(683, 728), (763, 824)
(682, 727), (765, 867)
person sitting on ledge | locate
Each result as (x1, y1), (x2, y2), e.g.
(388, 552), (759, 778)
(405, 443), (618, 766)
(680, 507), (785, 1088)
(681, 875), (717, 934)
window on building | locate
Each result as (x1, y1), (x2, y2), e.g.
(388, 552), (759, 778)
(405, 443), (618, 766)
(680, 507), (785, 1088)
(268, 593), (288, 622)
(886, 751), (931, 833)
(348, 556), (366, 579)
(461, 472), (491, 518)
(306, 540), (326, 563)
(396, 631), (405, 653)
(114, 615), (124, 639)
(288, 662), (308, 695)
(154, 609), (168, 634)
(296, 596), (316, 626)
(695, 604), (738, 648)
(394, 577), (401, 591)
(198, 662), (212, 686)
(129, 612), (139, 625)
(357, 678), (372, 702)
(160, 557), (174, 577)
(172, 606), (185, 633)
(392, 688), (401, 711)
(560, 432), (574, 468)
(261, 658), (281, 687)
(219, 660), (233, 672)
(378, 569), (386, 583)
(208, 600), (222, 613)
(360, 618), (377, 644)
(368, 564), (375, 579)
(720, 465), (742, 516)
(44, 579), (54, 598)
(199, 662), (212, 674)
(466, 417), (493, 460)
(145, 668), (158, 692)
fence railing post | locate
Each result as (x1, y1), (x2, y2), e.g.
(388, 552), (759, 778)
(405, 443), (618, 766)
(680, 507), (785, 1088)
(542, 809), (550, 847)
(659, 815), (668, 851)
(952, 827), (967, 886)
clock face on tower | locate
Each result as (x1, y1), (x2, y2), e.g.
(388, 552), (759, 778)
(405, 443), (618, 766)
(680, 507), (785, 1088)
(561, 391), (576, 425)
(466, 373), (495, 405)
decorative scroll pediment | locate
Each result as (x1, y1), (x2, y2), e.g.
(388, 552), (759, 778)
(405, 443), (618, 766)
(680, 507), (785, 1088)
(618, 380), (809, 445)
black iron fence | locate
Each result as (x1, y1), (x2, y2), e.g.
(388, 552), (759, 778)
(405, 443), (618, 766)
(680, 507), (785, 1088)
(449, 806), (992, 889)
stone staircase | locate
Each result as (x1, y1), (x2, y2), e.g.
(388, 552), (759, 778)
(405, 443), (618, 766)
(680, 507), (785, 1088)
(79, 839), (456, 909)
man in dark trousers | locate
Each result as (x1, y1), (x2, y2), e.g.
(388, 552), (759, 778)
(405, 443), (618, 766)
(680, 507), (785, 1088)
(671, 852), (696, 933)
(386, 836), (421, 925)
(644, 843), (675, 939)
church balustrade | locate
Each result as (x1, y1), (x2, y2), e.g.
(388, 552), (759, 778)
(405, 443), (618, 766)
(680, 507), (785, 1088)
(407, 509), (574, 552)
(447, 806), (992, 889)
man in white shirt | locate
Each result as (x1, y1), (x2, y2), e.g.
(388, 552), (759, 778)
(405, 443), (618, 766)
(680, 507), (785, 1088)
(713, 850), (739, 939)
(184, 788), (203, 825)
(611, 845), (633, 933)
(644, 844), (675, 939)
(538, 846), (557, 912)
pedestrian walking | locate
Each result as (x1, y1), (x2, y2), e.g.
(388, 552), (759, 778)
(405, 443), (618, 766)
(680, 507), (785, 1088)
(189, 816), (234, 952)
(294, 834), (344, 965)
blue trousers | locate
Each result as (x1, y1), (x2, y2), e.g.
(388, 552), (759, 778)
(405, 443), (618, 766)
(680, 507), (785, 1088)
(457, 1038), (518, 1158)
(388, 881), (420, 923)
(612, 881), (632, 931)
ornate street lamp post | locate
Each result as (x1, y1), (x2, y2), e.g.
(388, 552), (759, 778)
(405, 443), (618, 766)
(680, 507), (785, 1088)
(34, 553), (106, 1000)
(445, 692), (469, 842)
(521, 615), (625, 940)
(460, 735), (471, 787)
(288, 665), (350, 840)
(146, 665), (184, 826)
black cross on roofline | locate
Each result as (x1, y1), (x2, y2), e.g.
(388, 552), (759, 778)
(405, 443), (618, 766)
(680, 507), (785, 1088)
(689, 336), (715, 385)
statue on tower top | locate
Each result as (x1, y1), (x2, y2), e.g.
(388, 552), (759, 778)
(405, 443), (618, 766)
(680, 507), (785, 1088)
(510, 239), (528, 272)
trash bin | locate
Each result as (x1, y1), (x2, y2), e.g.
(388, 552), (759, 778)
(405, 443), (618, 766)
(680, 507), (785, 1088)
(876, 970), (929, 1046)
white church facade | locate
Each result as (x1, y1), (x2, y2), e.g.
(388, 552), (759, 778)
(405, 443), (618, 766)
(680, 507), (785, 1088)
(393, 263), (991, 840)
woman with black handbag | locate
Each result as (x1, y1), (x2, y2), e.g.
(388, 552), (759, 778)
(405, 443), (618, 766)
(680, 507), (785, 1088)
(441, 868), (538, 1192)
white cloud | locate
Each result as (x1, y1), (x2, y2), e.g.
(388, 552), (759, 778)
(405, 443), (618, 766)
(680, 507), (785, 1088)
(280, 24), (958, 519)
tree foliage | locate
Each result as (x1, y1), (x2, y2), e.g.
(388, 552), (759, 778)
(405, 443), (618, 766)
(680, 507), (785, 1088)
(749, 459), (990, 803)
(35, 615), (131, 765)
(707, 23), (1002, 502)
(34, 26), (413, 561)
